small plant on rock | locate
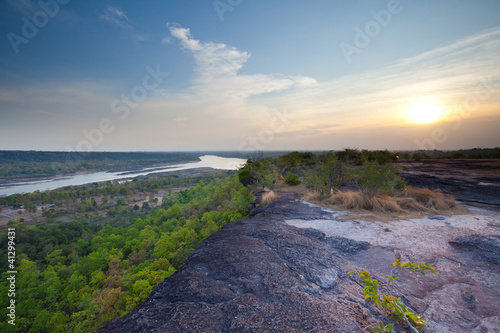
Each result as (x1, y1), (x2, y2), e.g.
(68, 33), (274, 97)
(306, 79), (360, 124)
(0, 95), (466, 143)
(348, 259), (438, 333)
(284, 172), (301, 185)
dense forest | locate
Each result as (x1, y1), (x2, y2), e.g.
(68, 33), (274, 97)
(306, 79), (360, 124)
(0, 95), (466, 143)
(0, 172), (252, 332)
(0, 151), (200, 179)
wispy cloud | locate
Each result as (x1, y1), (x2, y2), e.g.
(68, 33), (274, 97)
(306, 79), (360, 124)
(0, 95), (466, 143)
(99, 6), (129, 28)
(2, 26), (498, 151)
(259, 27), (500, 134)
(138, 25), (499, 150)
(173, 116), (188, 127)
(98, 5), (147, 42)
(148, 23), (320, 143)
(167, 24), (317, 99)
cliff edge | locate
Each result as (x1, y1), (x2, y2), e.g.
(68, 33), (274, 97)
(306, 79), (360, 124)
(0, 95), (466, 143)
(99, 193), (500, 332)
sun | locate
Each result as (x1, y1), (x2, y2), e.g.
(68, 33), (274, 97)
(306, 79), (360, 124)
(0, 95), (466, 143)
(407, 101), (444, 124)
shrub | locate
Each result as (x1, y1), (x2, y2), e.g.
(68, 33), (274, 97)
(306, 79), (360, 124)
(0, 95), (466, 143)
(253, 170), (277, 190)
(303, 168), (326, 194)
(304, 154), (353, 195)
(276, 151), (315, 172)
(238, 169), (253, 183)
(239, 160), (277, 190)
(355, 163), (406, 197)
(284, 172), (301, 185)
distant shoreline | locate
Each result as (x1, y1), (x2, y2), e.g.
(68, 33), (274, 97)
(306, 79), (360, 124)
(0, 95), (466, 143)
(0, 159), (200, 187)
(0, 155), (246, 196)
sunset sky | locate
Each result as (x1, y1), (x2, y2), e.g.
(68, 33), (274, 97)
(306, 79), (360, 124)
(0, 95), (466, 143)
(0, 0), (499, 152)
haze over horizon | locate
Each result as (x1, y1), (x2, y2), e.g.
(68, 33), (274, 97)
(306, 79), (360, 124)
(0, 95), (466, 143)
(1, 0), (499, 152)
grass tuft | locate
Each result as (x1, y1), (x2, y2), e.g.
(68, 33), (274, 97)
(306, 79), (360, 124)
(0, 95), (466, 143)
(303, 190), (322, 202)
(261, 190), (280, 205)
(320, 187), (456, 214)
(405, 187), (456, 210)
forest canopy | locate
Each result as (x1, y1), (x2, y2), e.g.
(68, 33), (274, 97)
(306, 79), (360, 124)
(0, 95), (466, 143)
(0, 172), (252, 332)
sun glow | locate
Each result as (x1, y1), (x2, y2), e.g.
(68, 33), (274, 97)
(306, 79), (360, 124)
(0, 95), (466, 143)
(407, 101), (444, 124)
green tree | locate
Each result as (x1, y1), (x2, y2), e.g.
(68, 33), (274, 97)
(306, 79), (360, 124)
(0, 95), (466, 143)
(304, 154), (353, 195)
(355, 162), (406, 197)
(284, 172), (301, 185)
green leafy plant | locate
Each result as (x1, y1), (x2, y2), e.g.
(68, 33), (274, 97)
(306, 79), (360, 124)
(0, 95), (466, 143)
(348, 259), (438, 332)
(239, 159), (278, 190)
(238, 169), (253, 183)
(372, 321), (394, 332)
(303, 154), (353, 195)
(253, 169), (277, 190)
(354, 162), (406, 197)
(284, 172), (301, 185)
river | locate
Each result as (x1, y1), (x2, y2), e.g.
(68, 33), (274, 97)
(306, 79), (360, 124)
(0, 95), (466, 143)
(0, 155), (246, 196)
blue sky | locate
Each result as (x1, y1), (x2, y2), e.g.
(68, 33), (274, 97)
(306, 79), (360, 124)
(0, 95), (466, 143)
(0, 0), (499, 152)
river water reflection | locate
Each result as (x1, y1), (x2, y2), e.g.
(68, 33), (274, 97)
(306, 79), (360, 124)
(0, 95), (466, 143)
(0, 155), (246, 196)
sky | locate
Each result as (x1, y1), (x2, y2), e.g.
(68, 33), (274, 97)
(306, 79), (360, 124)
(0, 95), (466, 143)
(0, 0), (499, 152)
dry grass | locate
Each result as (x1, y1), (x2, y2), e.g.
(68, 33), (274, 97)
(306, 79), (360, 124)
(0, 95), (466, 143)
(303, 190), (322, 202)
(275, 178), (310, 195)
(404, 187), (456, 210)
(275, 176), (467, 220)
(326, 188), (456, 213)
(301, 187), (466, 221)
(326, 191), (404, 213)
(261, 190), (280, 205)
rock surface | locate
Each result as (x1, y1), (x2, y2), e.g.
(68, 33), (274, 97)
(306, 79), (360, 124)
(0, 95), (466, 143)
(99, 193), (500, 332)
(450, 234), (500, 265)
(399, 159), (500, 210)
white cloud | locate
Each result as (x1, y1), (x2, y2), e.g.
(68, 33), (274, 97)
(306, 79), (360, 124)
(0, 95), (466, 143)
(135, 25), (499, 150)
(2, 26), (498, 151)
(174, 117), (188, 122)
(100, 6), (129, 27)
(166, 24), (317, 98)
(258, 28), (500, 133)
(98, 6), (148, 43)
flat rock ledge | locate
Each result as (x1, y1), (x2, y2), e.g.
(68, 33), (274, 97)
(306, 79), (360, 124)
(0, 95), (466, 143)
(99, 194), (500, 333)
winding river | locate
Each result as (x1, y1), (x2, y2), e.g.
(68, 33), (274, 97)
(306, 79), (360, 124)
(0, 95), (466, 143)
(0, 155), (246, 196)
